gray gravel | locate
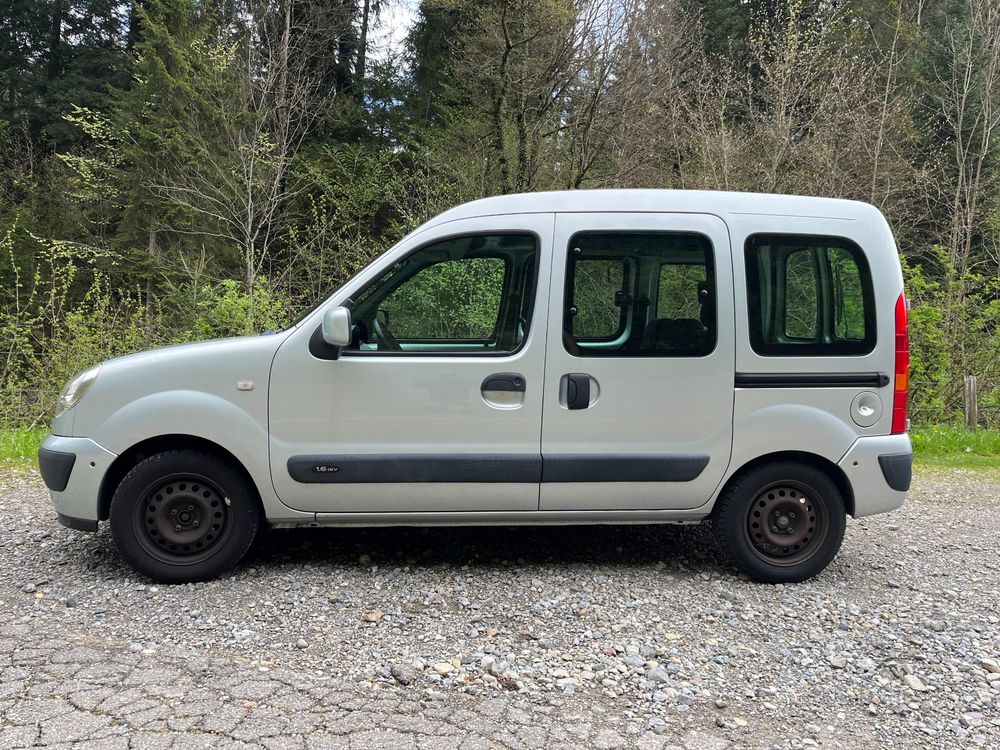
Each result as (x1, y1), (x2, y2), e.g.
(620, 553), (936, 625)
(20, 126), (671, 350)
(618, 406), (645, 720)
(1, 467), (998, 749)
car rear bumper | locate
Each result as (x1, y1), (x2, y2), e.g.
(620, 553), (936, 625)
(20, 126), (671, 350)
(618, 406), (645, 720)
(38, 435), (117, 530)
(838, 433), (912, 517)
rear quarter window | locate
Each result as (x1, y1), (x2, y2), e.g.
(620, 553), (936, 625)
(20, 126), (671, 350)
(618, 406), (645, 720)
(745, 235), (876, 356)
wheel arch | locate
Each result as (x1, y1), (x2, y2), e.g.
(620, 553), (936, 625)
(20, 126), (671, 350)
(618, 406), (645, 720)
(98, 434), (261, 521)
(715, 450), (855, 518)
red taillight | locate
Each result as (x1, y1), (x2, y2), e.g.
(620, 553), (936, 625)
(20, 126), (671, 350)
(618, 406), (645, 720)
(892, 292), (909, 434)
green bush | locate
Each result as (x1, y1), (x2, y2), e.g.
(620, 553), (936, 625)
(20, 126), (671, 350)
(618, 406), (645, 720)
(901, 249), (1000, 426)
(902, 257), (952, 419)
(0, 272), (148, 429)
(189, 279), (290, 340)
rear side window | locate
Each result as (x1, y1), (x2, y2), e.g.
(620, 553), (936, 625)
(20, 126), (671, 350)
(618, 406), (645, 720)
(565, 232), (716, 357)
(571, 258), (629, 340)
(745, 235), (875, 356)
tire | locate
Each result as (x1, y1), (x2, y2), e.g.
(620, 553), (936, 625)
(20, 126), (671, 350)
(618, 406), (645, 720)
(109, 450), (260, 583)
(713, 461), (846, 583)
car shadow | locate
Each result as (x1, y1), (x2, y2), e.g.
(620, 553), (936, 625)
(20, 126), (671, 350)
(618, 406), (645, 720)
(244, 522), (726, 574)
(52, 519), (728, 583)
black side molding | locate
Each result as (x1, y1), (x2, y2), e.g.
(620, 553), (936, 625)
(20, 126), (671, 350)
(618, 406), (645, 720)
(288, 454), (543, 484)
(878, 452), (913, 492)
(288, 453), (710, 484)
(542, 454), (709, 483)
(38, 447), (76, 492)
(57, 513), (98, 532)
(735, 372), (890, 389)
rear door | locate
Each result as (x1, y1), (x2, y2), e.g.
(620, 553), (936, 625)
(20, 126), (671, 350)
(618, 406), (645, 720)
(539, 212), (734, 510)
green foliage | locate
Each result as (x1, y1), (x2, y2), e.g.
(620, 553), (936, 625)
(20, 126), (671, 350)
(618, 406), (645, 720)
(0, 427), (48, 468)
(44, 278), (148, 395)
(189, 279), (290, 340)
(784, 251), (819, 338)
(911, 424), (1000, 471)
(657, 265), (707, 320)
(0, 0), (131, 152)
(286, 142), (446, 305)
(0, 223), (147, 428)
(384, 258), (505, 340)
(572, 260), (627, 339)
(901, 253), (953, 417)
(901, 246), (1000, 422)
(684, 0), (751, 59)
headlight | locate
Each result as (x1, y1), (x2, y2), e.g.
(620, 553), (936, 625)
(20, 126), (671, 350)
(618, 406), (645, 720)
(55, 365), (101, 417)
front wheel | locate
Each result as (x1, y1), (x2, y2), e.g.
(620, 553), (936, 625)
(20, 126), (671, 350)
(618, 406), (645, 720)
(713, 462), (846, 583)
(109, 450), (260, 583)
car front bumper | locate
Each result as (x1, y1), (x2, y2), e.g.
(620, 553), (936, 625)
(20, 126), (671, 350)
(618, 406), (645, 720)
(38, 434), (118, 531)
(838, 433), (913, 517)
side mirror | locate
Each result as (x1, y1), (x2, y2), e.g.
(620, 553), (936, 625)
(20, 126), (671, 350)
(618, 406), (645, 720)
(322, 306), (352, 347)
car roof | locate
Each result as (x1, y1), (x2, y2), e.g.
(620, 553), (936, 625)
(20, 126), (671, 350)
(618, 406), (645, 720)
(422, 189), (881, 229)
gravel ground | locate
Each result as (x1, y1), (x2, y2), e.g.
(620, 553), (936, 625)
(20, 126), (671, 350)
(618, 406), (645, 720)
(0, 468), (998, 750)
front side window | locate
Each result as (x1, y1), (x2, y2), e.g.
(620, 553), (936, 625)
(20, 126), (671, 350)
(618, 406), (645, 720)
(347, 234), (537, 354)
(564, 233), (716, 357)
(745, 234), (875, 356)
(381, 257), (506, 340)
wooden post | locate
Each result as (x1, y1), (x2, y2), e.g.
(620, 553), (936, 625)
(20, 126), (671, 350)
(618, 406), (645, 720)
(964, 375), (978, 430)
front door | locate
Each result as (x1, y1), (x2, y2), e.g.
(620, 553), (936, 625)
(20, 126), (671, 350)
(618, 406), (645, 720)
(268, 214), (553, 513)
(540, 212), (735, 510)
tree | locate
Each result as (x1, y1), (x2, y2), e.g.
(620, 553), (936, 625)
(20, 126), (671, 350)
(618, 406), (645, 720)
(125, 1), (327, 328)
(919, 0), (1000, 396)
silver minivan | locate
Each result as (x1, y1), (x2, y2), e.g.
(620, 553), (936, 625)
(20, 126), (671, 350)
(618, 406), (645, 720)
(38, 190), (913, 584)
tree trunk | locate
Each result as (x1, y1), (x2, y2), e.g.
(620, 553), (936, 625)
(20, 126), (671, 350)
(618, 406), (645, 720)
(145, 225), (158, 346)
(514, 103), (528, 190)
(355, 0), (371, 86)
(46, 0), (65, 81)
(335, 0), (357, 94)
(492, 3), (513, 193)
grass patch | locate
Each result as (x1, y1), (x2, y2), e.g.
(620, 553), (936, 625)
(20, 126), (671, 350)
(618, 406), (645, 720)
(911, 424), (1000, 471)
(0, 427), (47, 468)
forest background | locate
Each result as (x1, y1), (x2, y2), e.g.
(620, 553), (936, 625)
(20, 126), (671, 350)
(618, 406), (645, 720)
(2, 0), (999, 433)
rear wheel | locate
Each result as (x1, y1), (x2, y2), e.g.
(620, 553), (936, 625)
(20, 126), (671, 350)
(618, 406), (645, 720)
(713, 461), (846, 583)
(109, 450), (260, 583)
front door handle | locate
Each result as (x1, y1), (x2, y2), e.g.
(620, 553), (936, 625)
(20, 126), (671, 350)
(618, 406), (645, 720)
(566, 372), (591, 410)
(481, 372), (526, 392)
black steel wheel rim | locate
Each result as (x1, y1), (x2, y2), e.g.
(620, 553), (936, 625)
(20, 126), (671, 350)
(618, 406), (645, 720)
(744, 480), (828, 567)
(132, 473), (232, 565)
